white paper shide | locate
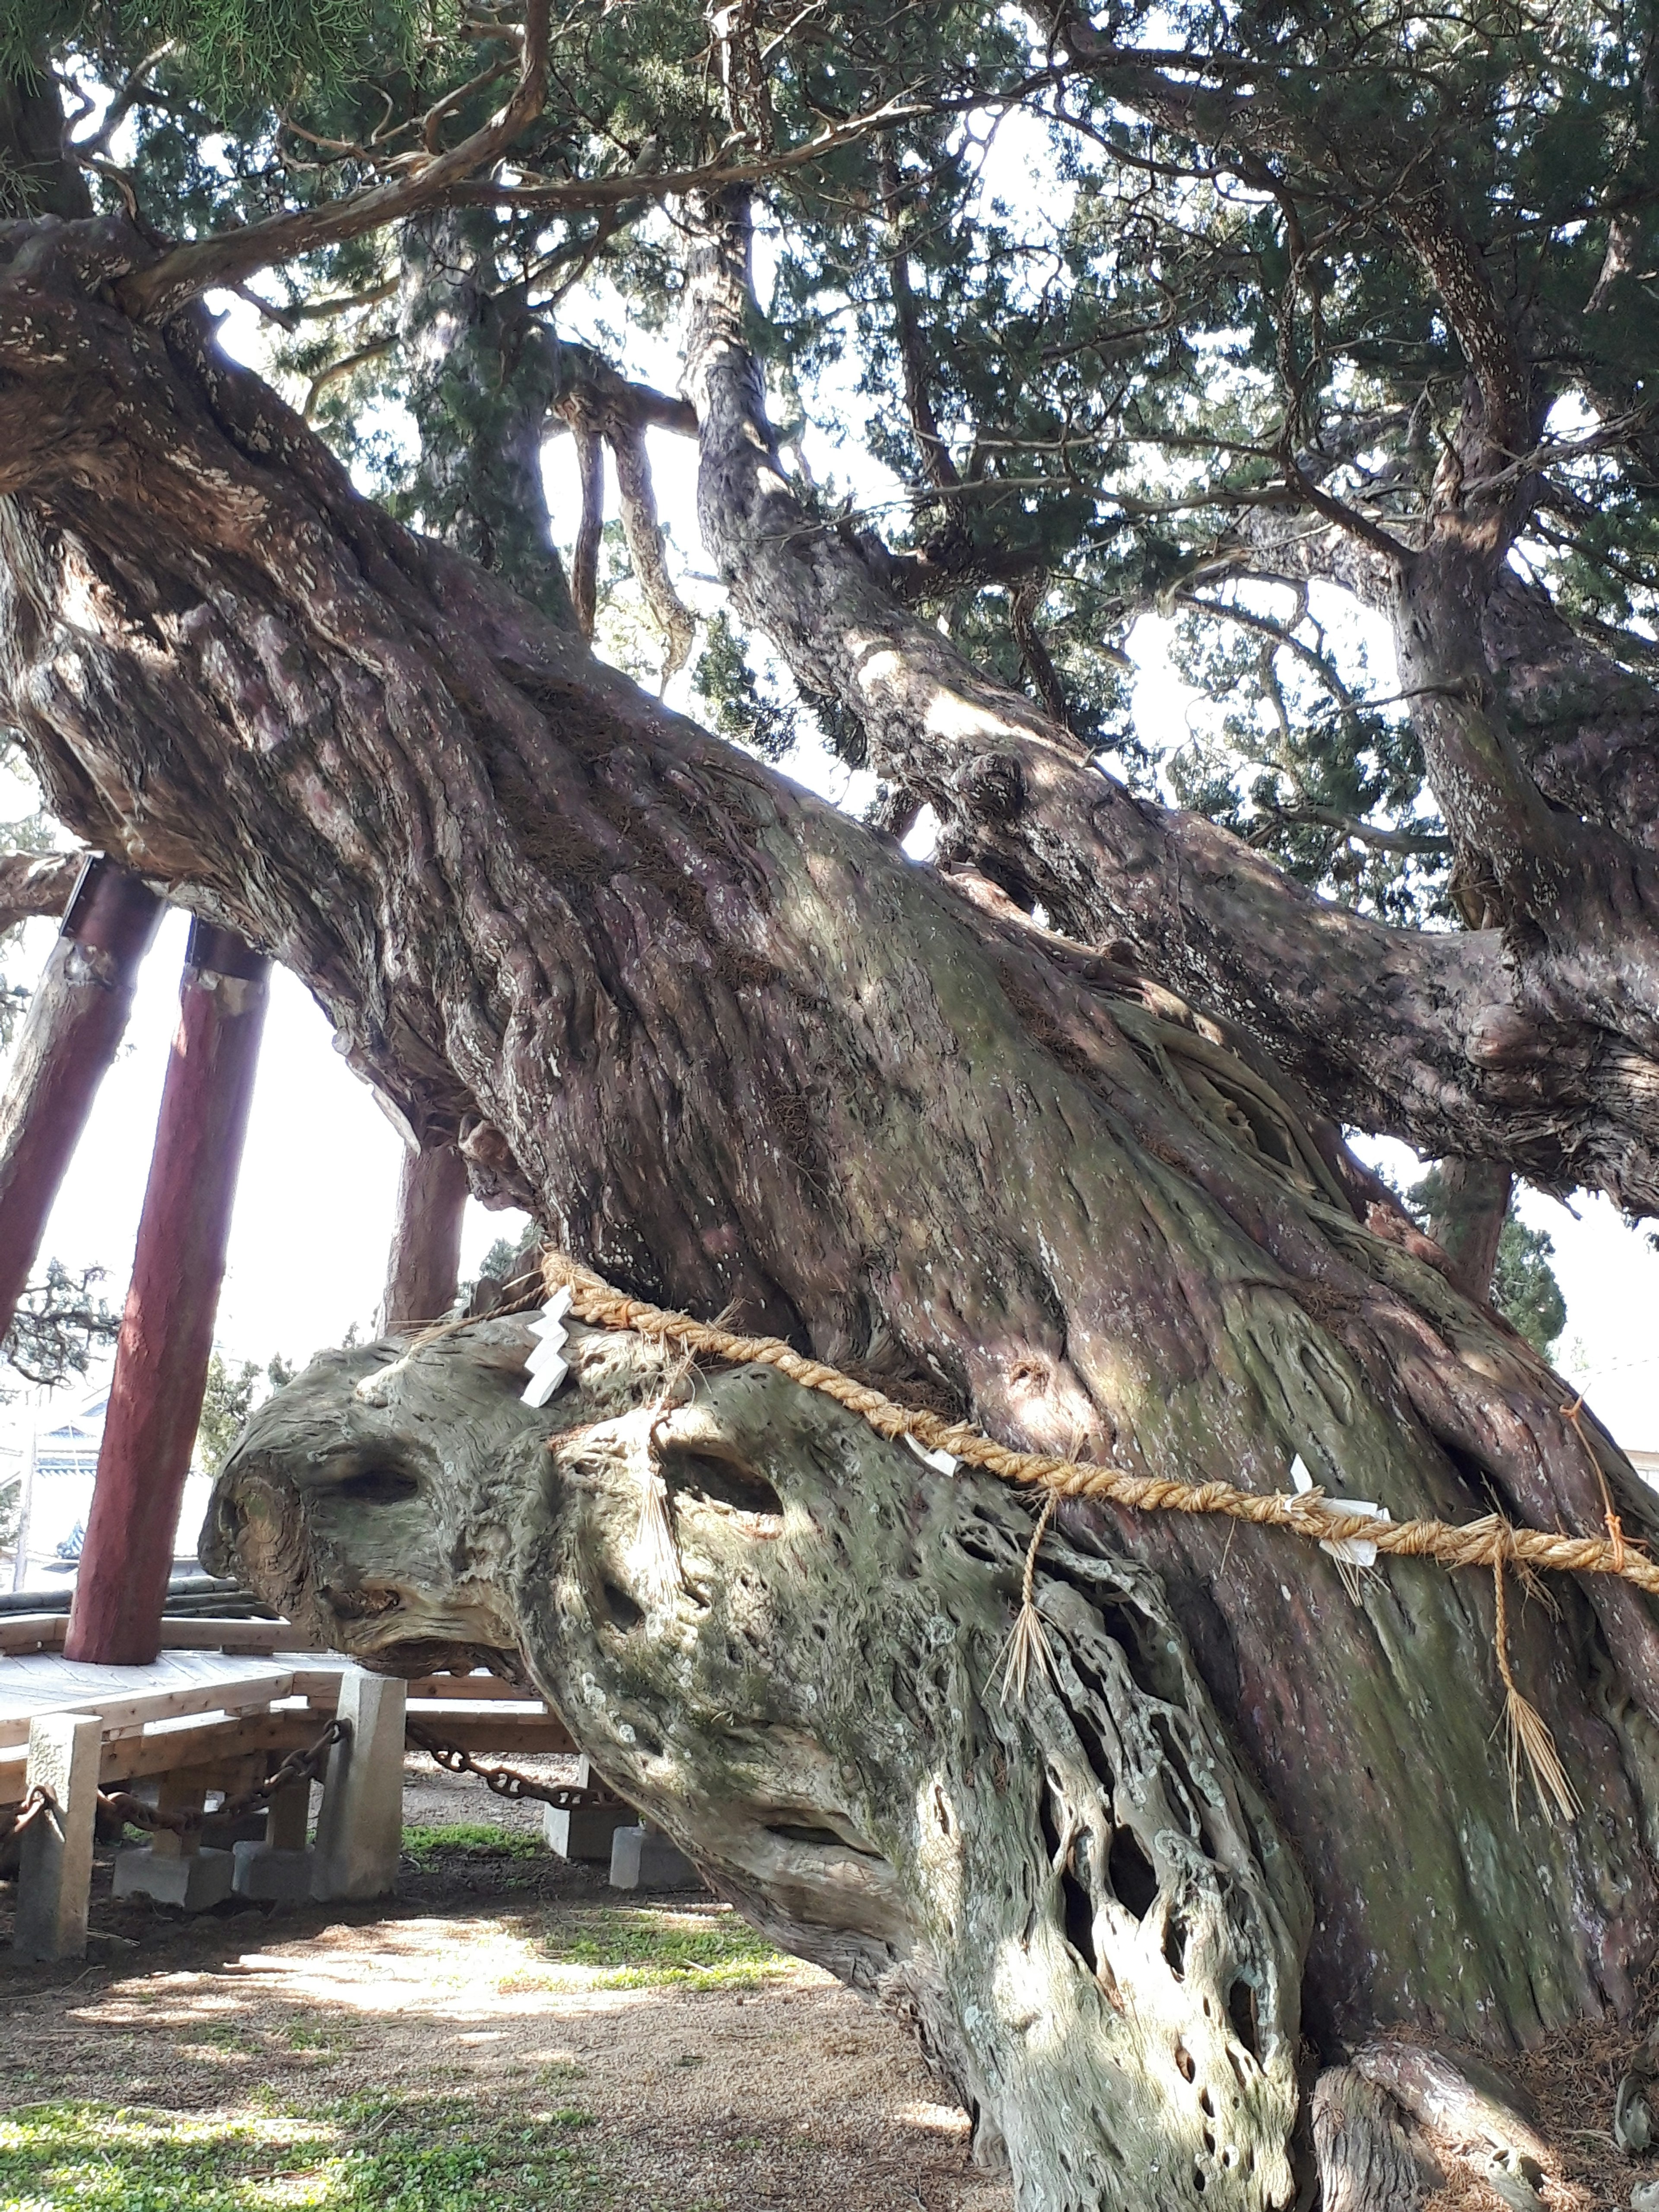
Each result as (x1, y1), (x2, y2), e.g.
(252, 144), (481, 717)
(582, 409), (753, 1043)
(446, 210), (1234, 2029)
(521, 1285), (574, 1407)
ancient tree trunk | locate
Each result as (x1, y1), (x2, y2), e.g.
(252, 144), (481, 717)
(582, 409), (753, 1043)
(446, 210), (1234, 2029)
(210, 1319), (1310, 2210)
(1423, 1157), (1511, 1304)
(2, 201), (1659, 2207)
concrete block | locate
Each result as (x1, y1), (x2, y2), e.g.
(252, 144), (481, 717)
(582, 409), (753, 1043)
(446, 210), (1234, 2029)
(232, 1841), (315, 1901)
(114, 1844), (235, 1910)
(311, 1669), (406, 1901)
(544, 1800), (634, 1862)
(609, 1824), (698, 1891)
(14, 1713), (101, 1961)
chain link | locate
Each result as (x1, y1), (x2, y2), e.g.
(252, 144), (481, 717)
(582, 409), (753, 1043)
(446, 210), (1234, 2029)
(0, 1783), (57, 1843)
(406, 1723), (624, 1811)
(6, 1718), (620, 1847)
(97, 1717), (350, 1836)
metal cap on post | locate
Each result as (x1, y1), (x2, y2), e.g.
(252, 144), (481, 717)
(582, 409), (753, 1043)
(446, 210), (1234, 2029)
(64, 920), (271, 1667)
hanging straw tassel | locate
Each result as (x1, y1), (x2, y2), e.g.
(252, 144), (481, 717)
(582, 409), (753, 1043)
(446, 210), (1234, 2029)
(999, 1494), (1058, 1706)
(1492, 1546), (1578, 1823)
(628, 1454), (682, 1599)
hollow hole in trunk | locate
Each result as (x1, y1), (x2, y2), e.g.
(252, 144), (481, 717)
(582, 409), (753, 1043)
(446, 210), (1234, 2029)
(601, 1580), (645, 1631)
(1163, 1904), (1190, 1981)
(1227, 1978), (1261, 2062)
(1090, 1597), (1185, 1705)
(1060, 1856), (1098, 1973)
(1038, 1786), (1065, 1866)
(334, 1465), (420, 1505)
(1192, 2166), (1207, 2194)
(764, 1821), (884, 1859)
(1106, 1823), (1158, 1918)
(1174, 2042), (1195, 2084)
(659, 1446), (784, 1526)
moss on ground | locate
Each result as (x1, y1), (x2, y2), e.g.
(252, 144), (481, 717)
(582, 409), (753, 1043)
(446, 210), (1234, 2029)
(400, 1823), (545, 1869)
(537, 1906), (791, 1992)
(0, 2094), (605, 2210)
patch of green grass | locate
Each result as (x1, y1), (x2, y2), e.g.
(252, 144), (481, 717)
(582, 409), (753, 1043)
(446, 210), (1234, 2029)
(400, 1823), (543, 1868)
(283, 2025), (353, 2056)
(0, 2103), (337, 2210)
(0, 2096), (608, 2211)
(539, 1907), (791, 1992)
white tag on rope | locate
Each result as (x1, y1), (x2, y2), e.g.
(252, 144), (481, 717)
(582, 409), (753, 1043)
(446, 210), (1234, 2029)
(904, 1432), (960, 1478)
(1290, 1454), (1389, 1567)
(522, 1287), (574, 1408)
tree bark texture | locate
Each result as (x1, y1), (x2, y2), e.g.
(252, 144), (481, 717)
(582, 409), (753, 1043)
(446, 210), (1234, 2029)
(65, 922), (269, 1665)
(0, 857), (162, 1339)
(0, 845), (83, 934)
(379, 1137), (470, 1332)
(680, 192), (1659, 1214)
(1423, 1158), (1511, 1306)
(207, 1319), (1310, 2210)
(3, 207), (1659, 2202)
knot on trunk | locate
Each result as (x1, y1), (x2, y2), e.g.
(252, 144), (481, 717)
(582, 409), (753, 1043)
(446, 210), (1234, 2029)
(955, 750), (1027, 823)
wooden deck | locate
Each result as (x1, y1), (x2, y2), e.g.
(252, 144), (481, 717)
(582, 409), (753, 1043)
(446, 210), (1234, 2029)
(0, 1617), (575, 1805)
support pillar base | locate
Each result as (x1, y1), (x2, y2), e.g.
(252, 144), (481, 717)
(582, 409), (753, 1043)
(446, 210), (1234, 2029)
(609, 1825), (698, 1891)
(113, 1844), (235, 1910)
(232, 1841), (315, 1901)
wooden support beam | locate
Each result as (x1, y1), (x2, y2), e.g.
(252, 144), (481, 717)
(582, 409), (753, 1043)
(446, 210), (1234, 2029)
(0, 858), (162, 1344)
(65, 923), (270, 1667)
(379, 1136), (470, 1331)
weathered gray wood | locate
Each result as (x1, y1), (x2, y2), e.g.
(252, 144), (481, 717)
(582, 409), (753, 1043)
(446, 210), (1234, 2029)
(1310, 2068), (1435, 2212)
(311, 1669), (406, 1901)
(1351, 2042), (1549, 2170)
(14, 1712), (100, 1961)
(210, 1321), (1311, 2205)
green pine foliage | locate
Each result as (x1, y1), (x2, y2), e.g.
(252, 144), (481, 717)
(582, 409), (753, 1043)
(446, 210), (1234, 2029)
(6, 0), (1659, 983)
(1, 0), (416, 107)
(1491, 1217), (1570, 1364)
(195, 1348), (292, 1473)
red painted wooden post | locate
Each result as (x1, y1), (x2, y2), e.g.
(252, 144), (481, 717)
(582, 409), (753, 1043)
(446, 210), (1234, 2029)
(64, 922), (270, 1666)
(379, 1137), (469, 1332)
(0, 858), (162, 1344)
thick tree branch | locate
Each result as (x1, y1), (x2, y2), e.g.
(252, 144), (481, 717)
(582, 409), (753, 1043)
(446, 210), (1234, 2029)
(117, 1), (555, 323)
(0, 846), (83, 933)
(114, 49), (924, 326)
(681, 188), (1659, 1210)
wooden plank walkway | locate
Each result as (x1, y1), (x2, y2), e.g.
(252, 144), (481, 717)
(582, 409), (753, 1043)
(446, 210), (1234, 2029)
(0, 1631), (575, 1805)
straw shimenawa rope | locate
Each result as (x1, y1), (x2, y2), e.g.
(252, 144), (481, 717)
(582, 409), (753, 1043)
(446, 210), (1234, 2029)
(538, 1252), (1659, 1602)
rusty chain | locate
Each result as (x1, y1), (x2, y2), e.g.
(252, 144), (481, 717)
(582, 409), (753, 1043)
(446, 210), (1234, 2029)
(0, 1783), (57, 1843)
(6, 1719), (619, 1847)
(406, 1724), (624, 1811)
(96, 1717), (350, 1836)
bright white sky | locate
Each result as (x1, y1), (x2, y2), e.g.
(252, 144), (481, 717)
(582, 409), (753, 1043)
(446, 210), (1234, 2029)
(3, 236), (1658, 1463)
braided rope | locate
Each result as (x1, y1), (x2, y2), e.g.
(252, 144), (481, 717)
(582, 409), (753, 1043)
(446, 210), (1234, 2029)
(540, 1252), (1659, 1601)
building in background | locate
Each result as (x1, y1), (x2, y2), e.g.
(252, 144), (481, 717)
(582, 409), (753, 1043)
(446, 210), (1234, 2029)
(0, 1376), (214, 1592)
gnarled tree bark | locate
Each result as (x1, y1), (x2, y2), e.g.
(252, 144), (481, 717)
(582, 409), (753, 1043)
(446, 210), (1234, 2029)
(679, 191), (1659, 1212)
(3, 197), (1659, 2209)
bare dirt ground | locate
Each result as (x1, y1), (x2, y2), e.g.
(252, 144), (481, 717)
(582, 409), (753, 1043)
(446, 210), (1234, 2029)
(4, 1757), (1656, 2209)
(0, 1756), (1011, 2212)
